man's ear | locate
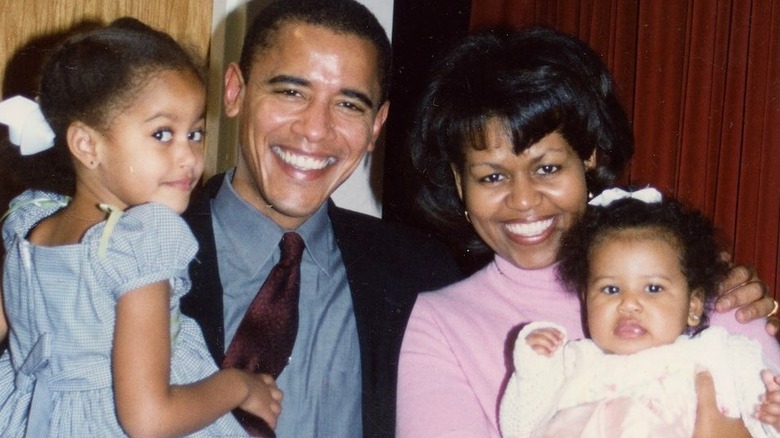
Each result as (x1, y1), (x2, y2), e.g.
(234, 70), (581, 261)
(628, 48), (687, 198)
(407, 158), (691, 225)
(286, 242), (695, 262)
(224, 62), (245, 118)
(687, 289), (705, 327)
(366, 101), (390, 153)
(451, 163), (464, 201)
(67, 122), (100, 169)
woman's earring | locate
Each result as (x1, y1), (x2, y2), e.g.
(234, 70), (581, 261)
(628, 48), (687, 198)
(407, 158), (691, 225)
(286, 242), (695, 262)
(464, 210), (471, 223)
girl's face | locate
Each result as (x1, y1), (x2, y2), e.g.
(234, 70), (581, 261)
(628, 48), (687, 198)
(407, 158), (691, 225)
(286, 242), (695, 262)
(453, 119), (595, 269)
(585, 229), (703, 355)
(91, 69), (205, 213)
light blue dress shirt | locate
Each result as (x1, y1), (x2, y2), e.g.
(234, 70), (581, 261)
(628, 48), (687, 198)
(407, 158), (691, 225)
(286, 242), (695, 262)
(212, 170), (362, 437)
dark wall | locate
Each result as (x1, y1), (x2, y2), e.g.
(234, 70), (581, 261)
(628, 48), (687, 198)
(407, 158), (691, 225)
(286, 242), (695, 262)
(383, 0), (471, 233)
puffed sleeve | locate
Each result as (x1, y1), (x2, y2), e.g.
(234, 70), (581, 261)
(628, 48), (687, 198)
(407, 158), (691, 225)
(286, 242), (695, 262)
(3, 190), (69, 251)
(91, 203), (198, 300)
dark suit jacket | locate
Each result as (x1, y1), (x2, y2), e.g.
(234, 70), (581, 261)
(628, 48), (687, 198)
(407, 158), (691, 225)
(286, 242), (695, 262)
(181, 174), (464, 438)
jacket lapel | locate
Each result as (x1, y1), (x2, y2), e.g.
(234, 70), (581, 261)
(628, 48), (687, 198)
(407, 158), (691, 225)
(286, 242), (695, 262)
(181, 174), (228, 364)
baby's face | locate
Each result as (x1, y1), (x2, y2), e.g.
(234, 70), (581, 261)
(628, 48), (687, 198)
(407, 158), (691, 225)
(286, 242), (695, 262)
(584, 229), (702, 355)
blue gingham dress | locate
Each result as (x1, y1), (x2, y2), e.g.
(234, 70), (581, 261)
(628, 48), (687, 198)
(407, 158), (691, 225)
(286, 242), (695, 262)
(0, 190), (247, 437)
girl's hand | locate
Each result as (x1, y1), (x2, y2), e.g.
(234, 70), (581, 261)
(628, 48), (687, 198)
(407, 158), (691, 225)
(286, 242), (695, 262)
(714, 259), (778, 335)
(755, 369), (780, 430)
(240, 373), (284, 429)
(693, 370), (750, 437)
(526, 327), (564, 357)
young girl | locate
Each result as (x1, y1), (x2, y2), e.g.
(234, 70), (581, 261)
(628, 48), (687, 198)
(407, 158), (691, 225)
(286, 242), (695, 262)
(0, 18), (281, 437)
(499, 187), (780, 438)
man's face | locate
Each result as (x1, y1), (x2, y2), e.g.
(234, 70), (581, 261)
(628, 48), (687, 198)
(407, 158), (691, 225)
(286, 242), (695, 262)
(225, 21), (389, 230)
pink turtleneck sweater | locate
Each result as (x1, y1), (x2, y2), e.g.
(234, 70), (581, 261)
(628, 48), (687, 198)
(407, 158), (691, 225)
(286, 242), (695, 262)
(396, 256), (780, 438)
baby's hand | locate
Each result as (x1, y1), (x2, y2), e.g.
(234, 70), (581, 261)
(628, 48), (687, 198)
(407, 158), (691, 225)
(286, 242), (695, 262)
(526, 327), (564, 357)
(755, 369), (780, 431)
(240, 373), (284, 429)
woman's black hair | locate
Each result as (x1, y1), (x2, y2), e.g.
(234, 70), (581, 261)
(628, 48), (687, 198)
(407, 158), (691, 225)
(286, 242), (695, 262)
(557, 194), (730, 333)
(411, 27), (634, 256)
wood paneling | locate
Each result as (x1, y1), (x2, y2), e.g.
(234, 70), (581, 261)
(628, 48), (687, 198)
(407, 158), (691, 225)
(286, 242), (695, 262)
(0, 0), (213, 94)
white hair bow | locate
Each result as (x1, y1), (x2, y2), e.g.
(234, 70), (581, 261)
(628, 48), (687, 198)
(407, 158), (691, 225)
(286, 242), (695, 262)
(588, 187), (663, 207)
(0, 95), (56, 155)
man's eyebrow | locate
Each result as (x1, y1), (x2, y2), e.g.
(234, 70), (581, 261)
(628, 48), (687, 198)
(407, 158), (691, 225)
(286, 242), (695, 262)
(267, 74), (309, 88)
(267, 74), (375, 109)
(341, 89), (374, 109)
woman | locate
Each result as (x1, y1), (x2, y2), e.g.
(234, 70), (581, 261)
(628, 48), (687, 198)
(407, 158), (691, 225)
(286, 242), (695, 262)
(397, 27), (779, 437)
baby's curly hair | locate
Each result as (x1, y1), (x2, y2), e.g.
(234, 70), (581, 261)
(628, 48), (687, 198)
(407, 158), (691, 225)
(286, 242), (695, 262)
(557, 193), (730, 330)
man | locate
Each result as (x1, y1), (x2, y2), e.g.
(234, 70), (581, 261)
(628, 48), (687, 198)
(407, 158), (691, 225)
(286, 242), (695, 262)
(180, 1), (463, 436)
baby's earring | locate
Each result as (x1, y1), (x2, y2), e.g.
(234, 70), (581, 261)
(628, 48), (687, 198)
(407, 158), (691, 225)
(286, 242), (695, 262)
(688, 312), (701, 325)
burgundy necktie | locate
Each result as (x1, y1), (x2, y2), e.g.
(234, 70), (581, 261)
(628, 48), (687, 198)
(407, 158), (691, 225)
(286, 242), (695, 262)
(222, 232), (305, 437)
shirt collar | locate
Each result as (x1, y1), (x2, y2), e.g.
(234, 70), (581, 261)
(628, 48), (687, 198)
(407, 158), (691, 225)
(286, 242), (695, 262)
(213, 168), (335, 275)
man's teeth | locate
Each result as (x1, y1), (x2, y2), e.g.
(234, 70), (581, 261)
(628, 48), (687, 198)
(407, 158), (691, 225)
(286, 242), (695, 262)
(505, 218), (553, 237)
(274, 147), (335, 170)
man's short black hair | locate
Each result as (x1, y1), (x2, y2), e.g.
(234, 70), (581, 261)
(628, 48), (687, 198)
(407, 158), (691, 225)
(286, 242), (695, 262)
(239, 0), (392, 106)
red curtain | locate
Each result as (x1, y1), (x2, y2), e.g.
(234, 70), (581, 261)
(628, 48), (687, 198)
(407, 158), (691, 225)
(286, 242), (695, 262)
(470, 0), (780, 298)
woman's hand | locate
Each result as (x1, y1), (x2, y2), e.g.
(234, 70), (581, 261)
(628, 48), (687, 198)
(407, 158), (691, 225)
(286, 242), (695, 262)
(693, 370), (750, 437)
(714, 259), (778, 336)
(755, 370), (780, 431)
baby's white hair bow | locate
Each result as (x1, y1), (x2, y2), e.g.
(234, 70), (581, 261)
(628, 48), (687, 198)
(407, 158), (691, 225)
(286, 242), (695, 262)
(588, 187), (663, 207)
(0, 95), (56, 155)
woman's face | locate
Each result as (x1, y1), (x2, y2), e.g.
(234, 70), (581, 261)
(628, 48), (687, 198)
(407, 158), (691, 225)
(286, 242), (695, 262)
(453, 120), (594, 269)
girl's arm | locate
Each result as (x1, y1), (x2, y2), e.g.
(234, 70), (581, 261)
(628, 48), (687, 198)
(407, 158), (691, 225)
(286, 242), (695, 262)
(499, 322), (567, 438)
(113, 280), (281, 438)
(0, 285), (7, 342)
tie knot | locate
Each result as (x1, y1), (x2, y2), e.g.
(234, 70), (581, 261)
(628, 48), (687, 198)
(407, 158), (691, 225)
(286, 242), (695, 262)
(279, 232), (305, 263)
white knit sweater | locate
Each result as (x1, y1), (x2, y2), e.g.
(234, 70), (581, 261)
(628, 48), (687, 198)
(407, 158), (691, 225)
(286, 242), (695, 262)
(500, 323), (779, 438)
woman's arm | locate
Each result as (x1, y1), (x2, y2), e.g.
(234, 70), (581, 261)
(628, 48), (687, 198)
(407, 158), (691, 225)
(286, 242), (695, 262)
(397, 303), (496, 437)
(714, 261), (778, 335)
(113, 280), (281, 438)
